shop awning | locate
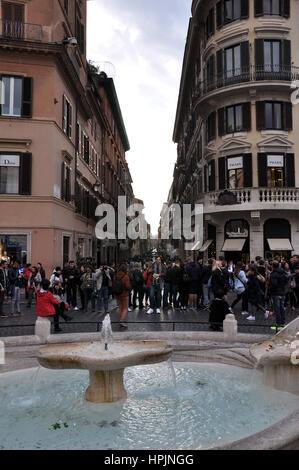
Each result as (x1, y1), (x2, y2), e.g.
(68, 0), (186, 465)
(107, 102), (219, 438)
(267, 239), (293, 251)
(222, 239), (246, 252)
(199, 240), (213, 252)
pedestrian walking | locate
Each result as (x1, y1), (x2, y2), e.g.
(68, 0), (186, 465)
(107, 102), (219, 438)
(63, 261), (80, 310)
(95, 264), (114, 314)
(268, 261), (288, 328)
(81, 266), (96, 312)
(8, 261), (24, 317)
(112, 264), (131, 329)
(230, 262), (248, 316)
(246, 266), (269, 321)
(209, 290), (230, 331)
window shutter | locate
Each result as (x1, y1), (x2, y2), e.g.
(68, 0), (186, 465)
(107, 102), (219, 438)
(216, 49), (224, 87)
(80, 23), (84, 53)
(282, 40), (291, 68)
(285, 153), (295, 188)
(204, 165), (208, 192)
(216, 1), (223, 28)
(68, 102), (72, 137)
(256, 101), (265, 130)
(255, 39), (264, 71)
(258, 153), (268, 187)
(240, 41), (250, 80)
(218, 108), (226, 136)
(0, 74), (2, 115)
(218, 157), (226, 189)
(61, 162), (65, 200)
(283, 102), (293, 131)
(282, 0), (290, 18)
(211, 111), (216, 141)
(242, 102), (251, 131)
(21, 77), (33, 118)
(240, 0), (249, 18)
(209, 160), (216, 191)
(254, 0), (263, 16)
(2, 3), (12, 21)
(65, 166), (71, 202)
(243, 154), (253, 188)
(19, 153), (32, 195)
(62, 95), (67, 133)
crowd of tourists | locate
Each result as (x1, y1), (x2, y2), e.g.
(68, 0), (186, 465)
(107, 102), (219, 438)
(0, 253), (298, 332)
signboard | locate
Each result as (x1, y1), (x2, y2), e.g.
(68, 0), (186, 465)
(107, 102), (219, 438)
(0, 155), (20, 167)
(267, 155), (284, 168)
(227, 156), (243, 170)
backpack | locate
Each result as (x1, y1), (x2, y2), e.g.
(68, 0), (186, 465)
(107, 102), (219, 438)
(111, 274), (125, 296)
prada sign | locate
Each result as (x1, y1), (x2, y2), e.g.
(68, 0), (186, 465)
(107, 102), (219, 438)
(267, 155), (284, 168)
(227, 156), (243, 170)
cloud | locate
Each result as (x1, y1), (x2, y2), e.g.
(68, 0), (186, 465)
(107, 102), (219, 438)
(87, 0), (191, 232)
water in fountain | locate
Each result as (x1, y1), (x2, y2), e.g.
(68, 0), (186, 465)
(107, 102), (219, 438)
(101, 314), (113, 351)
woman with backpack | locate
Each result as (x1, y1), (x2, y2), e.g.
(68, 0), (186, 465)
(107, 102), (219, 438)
(230, 261), (248, 316)
(112, 264), (131, 329)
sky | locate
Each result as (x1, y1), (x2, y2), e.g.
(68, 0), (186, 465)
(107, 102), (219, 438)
(87, 0), (191, 234)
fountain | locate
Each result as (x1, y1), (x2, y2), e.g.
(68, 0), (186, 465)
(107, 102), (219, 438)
(250, 318), (299, 394)
(37, 315), (172, 403)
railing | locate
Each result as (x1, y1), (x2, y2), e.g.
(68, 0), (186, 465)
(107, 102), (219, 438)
(207, 188), (299, 206)
(0, 19), (43, 42)
(193, 65), (299, 102)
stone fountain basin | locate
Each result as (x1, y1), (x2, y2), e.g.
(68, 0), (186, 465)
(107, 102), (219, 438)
(250, 341), (292, 367)
(37, 341), (172, 371)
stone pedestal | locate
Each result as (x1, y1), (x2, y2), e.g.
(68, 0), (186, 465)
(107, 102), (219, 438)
(263, 365), (299, 395)
(85, 369), (127, 403)
(223, 314), (238, 340)
(35, 317), (51, 343)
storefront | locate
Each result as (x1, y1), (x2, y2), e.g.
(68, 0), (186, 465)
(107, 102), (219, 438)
(0, 233), (30, 265)
(222, 219), (250, 264)
(264, 219), (293, 260)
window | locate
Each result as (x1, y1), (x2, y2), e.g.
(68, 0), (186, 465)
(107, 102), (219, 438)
(258, 153), (295, 188)
(226, 105), (243, 133)
(61, 162), (71, 203)
(217, 0), (248, 27)
(76, 17), (84, 53)
(256, 101), (292, 131)
(64, 0), (68, 14)
(225, 220), (249, 238)
(264, 40), (280, 72)
(63, 236), (70, 266)
(62, 95), (72, 137)
(2, 2), (24, 39)
(207, 112), (216, 142)
(225, 44), (241, 78)
(0, 155), (19, 194)
(227, 156), (244, 189)
(205, 8), (215, 40)
(0, 75), (33, 118)
(265, 102), (282, 129)
(255, 0), (290, 17)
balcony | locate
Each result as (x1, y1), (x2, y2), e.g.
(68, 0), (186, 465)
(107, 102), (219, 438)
(0, 19), (43, 42)
(202, 188), (299, 213)
(193, 65), (299, 109)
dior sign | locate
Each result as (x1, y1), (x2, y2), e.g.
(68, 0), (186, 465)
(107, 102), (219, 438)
(0, 155), (20, 167)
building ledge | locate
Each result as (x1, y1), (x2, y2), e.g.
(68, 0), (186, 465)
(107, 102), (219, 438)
(0, 137), (32, 148)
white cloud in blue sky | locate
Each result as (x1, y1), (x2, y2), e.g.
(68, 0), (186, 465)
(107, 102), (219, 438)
(87, 0), (191, 233)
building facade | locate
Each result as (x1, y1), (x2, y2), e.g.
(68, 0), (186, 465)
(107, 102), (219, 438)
(0, 0), (134, 274)
(171, 0), (299, 263)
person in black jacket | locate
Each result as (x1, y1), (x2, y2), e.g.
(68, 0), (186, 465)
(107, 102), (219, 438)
(63, 261), (80, 310)
(0, 261), (8, 317)
(163, 261), (173, 308)
(209, 290), (230, 331)
(268, 261), (288, 327)
(211, 261), (228, 301)
(170, 260), (184, 309)
(246, 266), (269, 322)
(8, 261), (24, 316)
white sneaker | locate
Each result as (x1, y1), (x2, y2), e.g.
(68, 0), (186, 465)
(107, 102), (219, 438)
(241, 311), (249, 315)
(246, 315), (256, 321)
(264, 310), (270, 319)
(156, 308), (161, 314)
(74, 307), (79, 311)
(128, 307), (132, 312)
(228, 307), (233, 313)
(146, 308), (154, 315)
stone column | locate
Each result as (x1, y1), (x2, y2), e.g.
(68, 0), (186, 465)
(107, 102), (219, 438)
(35, 317), (51, 343)
(223, 314), (238, 340)
(85, 369), (127, 403)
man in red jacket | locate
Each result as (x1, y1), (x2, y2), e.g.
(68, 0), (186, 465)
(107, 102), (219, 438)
(36, 279), (62, 333)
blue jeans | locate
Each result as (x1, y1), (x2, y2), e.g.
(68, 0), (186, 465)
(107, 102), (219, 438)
(150, 284), (161, 309)
(272, 295), (285, 326)
(97, 286), (109, 311)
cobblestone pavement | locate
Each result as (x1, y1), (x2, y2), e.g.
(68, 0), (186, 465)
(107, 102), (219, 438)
(0, 291), (298, 337)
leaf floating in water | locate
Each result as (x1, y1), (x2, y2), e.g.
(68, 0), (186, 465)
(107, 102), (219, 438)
(98, 420), (108, 427)
(196, 381), (206, 387)
(110, 421), (120, 427)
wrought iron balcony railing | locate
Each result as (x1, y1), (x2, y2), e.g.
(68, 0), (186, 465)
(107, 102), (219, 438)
(0, 19), (43, 42)
(193, 65), (299, 102)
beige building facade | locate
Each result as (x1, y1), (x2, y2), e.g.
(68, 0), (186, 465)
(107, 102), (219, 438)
(171, 0), (299, 262)
(0, 0), (133, 274)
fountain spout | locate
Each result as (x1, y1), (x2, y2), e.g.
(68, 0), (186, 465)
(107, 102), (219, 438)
(101, 314), (113, 351)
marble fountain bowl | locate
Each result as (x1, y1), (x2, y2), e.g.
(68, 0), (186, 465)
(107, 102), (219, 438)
(37, 341), (172, 403)
(250, 318), (299, 395)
